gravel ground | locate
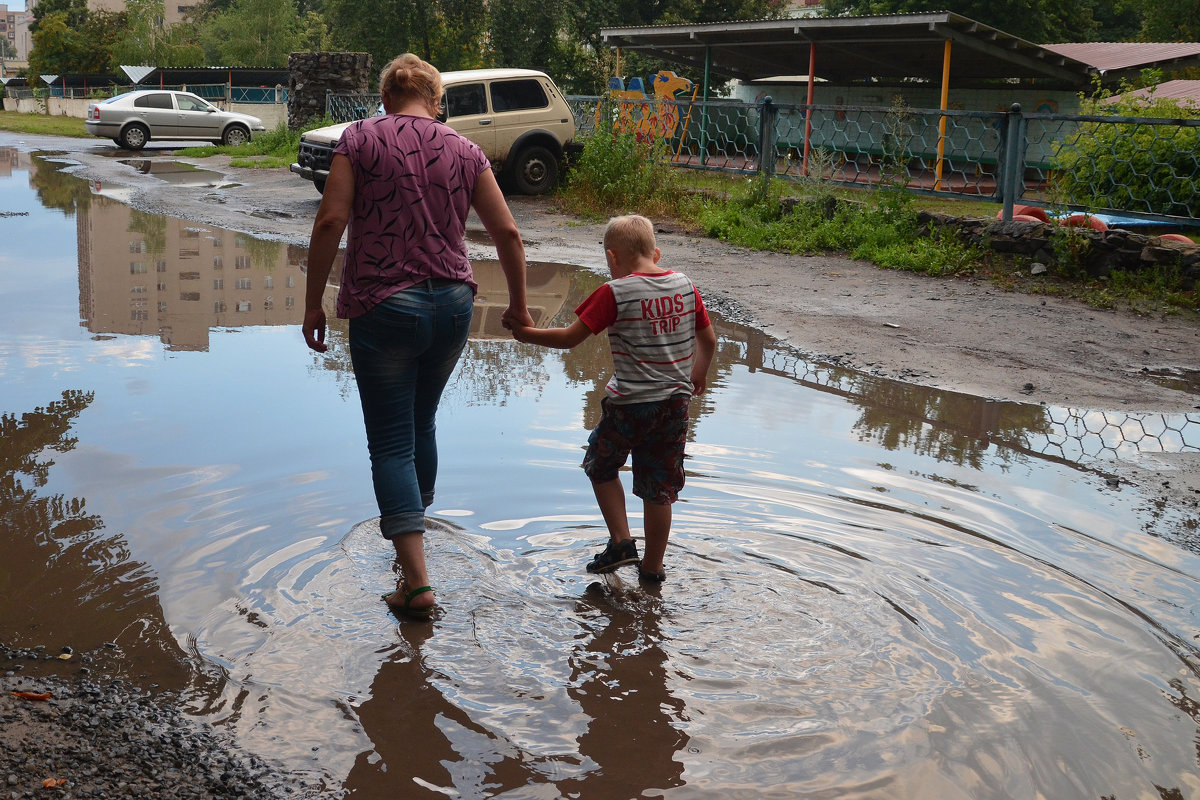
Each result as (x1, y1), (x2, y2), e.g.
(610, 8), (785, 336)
(1, 643), (327, 800)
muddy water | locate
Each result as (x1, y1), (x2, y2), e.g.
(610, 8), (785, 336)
(3, 150), (1200, 799)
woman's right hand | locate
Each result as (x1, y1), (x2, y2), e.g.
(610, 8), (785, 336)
(303, 308), (328, 353)
(501, 305), (534, 331)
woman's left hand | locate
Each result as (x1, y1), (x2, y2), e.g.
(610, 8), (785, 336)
(303, 308), (328, 353)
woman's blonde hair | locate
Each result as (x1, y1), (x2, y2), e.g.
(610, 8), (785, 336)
(379, 53), (442, 113)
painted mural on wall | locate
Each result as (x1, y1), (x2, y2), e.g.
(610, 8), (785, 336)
(605, 70), (695, 142)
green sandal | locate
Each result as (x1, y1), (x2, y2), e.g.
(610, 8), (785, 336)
(382, 583), (435, 620)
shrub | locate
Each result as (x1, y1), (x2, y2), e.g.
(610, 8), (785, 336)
(1054, 74), (1200, 218)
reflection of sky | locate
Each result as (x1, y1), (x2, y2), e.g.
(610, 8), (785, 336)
(5, 161), (1200, 796)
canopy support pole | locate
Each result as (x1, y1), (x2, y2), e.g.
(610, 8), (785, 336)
(700, 46), (710, 167)
(935, 40), (951, 191)
(802, 42), (816, 177)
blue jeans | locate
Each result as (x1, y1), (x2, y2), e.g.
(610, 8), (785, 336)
(349, 280), (474, 538)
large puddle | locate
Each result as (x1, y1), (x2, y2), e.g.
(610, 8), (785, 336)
(3, 148), (1200, 799)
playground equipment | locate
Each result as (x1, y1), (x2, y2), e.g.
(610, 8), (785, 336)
(604, 71), (696, 142)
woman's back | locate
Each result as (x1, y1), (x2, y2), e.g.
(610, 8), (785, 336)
(335, 114), (491, 318)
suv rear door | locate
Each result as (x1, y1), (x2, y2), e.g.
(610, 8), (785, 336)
(443, 81), (496, 158)
(485, 78), (556, 157)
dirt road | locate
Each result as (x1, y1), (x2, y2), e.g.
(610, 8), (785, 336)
(29, 138), (1200, 502)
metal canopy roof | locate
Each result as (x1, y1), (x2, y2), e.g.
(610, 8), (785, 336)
(601, 12), (1096, 88)
(131, 66), (289, 87)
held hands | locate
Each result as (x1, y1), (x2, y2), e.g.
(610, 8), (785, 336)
(303, 308), (328, 353)
(501, 305), (534, 332)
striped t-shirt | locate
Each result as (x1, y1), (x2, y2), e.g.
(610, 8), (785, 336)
(575, 270), (711, 404)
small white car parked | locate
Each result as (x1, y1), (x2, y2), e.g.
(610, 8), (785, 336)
(86, 90), (267, 150)
(291, 68), (577, 195)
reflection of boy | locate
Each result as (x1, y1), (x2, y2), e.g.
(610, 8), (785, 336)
(511, 214), (717, 581)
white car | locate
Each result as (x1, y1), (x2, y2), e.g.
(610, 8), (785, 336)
(86, 90), (267, 150)
(291, 68), (576, 195)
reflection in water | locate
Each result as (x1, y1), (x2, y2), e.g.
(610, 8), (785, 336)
(562, 583), (687, 797)
(0, 391), (205, 692)
(117, 159), (233, 189)
(3, 146), (1200, 798)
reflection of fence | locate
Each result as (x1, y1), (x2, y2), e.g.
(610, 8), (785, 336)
(1025, 407), (1200, 462)
(564, 95), (1200, 226)
(724, 328), (1200, 468)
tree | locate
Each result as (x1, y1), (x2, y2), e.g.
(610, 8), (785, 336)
(112, 0), (206, 67)
(819, 0), (1111, 43)
(323, 0), (485, 75)
(199, 0), (305, 66)
(27, 12), (78, 77)
(29, 0), (87, 33)
(1129, 0), (1200, 41)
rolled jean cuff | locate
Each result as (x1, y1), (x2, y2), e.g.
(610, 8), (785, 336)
(380, 511), (426, 539)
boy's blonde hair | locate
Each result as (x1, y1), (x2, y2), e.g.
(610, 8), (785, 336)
(603, 214), (656, 260)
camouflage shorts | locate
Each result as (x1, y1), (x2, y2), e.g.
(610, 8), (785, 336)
(581, 394), (690, 504)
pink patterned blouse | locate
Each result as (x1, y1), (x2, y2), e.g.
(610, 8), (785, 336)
(333, 114), (492, 318)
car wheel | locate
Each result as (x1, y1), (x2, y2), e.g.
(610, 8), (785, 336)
(112, 138), (122, 147)
(313, 177), (327, 195)
(119, 124), (149, 150)
(508, 145), (559, 195)
(222, 125), (250, 147)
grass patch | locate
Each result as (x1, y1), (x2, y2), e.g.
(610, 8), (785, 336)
(176, 121), (324, 167)
(0, 111), (89, 138)
(556, 130), (1195, 314)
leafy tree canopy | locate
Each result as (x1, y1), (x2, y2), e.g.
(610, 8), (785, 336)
(29, 0), (87, 33)
(200, 0), (305, 66)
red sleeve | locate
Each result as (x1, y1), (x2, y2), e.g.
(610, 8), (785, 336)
(693, 286), (712, 330)
(574, 283), (617, 334)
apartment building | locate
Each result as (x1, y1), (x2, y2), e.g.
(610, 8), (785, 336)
(0, 4), (32, 61)
(26, 0), (197, 28)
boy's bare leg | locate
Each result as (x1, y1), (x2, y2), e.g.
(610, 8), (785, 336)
(641, 500), (672, 572)
(385, 532), (435, 612)
(592, 478), (632, 542)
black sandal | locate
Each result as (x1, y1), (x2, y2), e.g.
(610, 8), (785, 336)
(383, 583), (435, 619)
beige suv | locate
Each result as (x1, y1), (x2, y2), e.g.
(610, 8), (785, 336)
(290, 68), (576, 195)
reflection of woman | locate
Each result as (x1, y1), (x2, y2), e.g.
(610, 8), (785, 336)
(303, 53), (533, 619)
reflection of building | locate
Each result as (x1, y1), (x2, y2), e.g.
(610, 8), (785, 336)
(77, 196), (311, 350)
(0, 145), (20, 177)
(471, 260), (570, 339)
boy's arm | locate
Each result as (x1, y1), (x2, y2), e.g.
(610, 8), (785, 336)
(690, 323), (717, 395)
(513, 319), (593, 349)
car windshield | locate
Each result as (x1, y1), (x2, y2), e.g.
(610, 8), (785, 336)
(102, 92), (137, 105)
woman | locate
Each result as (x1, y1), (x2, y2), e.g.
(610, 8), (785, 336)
(302, 53), (532, 619)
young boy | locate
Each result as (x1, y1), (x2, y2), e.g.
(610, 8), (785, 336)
(511, 214), (717, 582)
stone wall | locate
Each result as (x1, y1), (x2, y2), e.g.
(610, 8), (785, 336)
(287, 52), (373, 130)
(918, 211), (1200, 290)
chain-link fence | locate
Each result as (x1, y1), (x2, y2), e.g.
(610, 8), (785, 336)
(565, 95), (1200, 226)
(326, 92), (382, 122)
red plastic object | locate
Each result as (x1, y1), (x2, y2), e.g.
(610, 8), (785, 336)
(995, 205), (1050, 222)
(1011, 214), (1044, 223)
(1059, 214), (1108, 231)
(1157, 233), (1194, 244)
